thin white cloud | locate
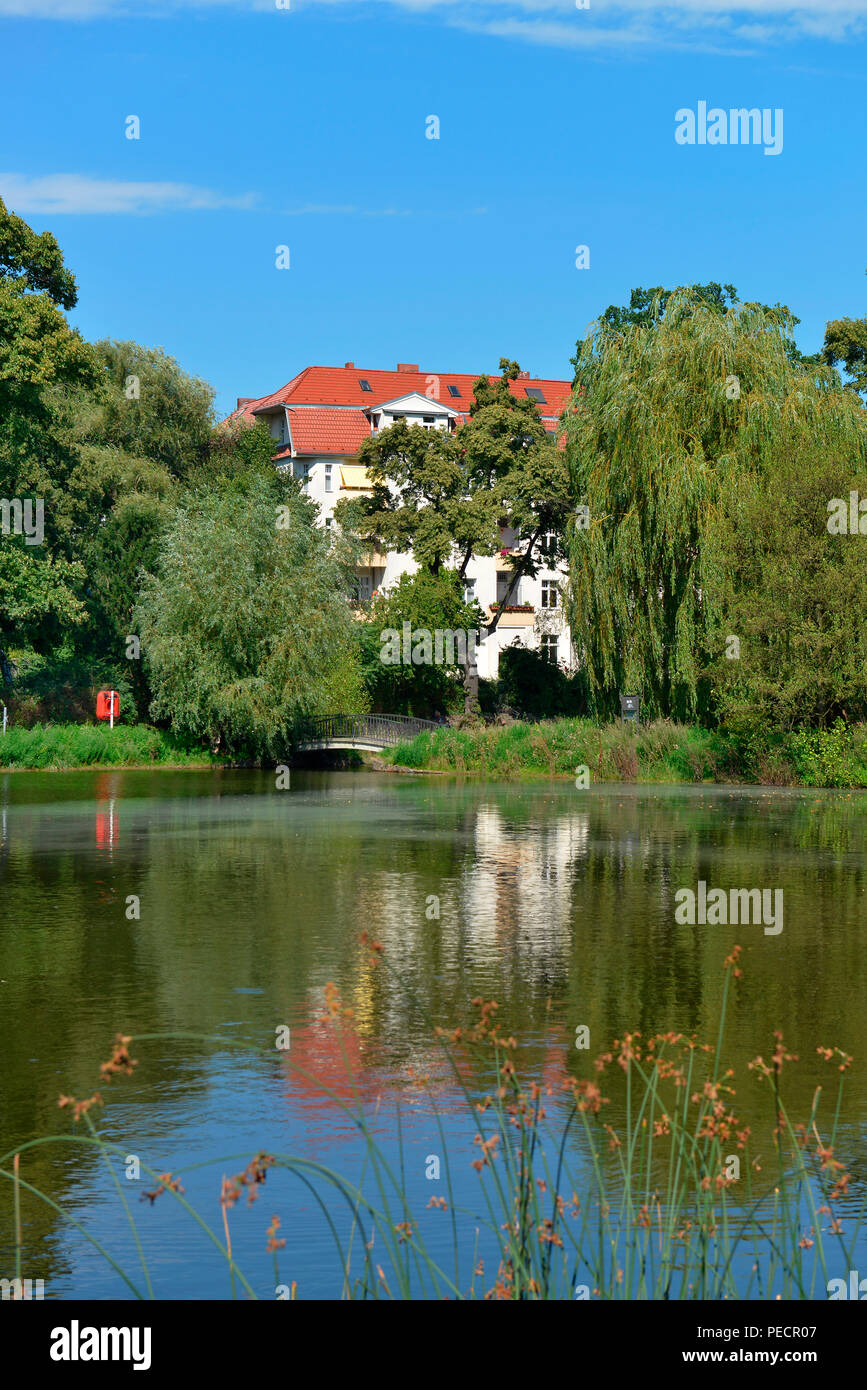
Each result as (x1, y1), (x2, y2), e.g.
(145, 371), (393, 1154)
(2, 0), (867, 51)
(283, 203), (413, 215)
(281, 203), (487, 215)
(0, 173), (258, 214)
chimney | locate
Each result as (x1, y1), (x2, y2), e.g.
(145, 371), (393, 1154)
(518, 370), (530, 380)
(397, 362), (419, 373)
(236, 397), (255, 409)
(345, 361), (354, 368)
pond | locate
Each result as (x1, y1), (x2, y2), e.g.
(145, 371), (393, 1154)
(1, 769), (865, 1299)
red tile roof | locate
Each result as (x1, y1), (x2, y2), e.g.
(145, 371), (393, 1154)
(226, 363), (571, 457)
(287, 407), (371, 456)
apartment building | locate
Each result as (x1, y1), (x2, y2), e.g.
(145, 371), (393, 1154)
(229, 362), (573, 678)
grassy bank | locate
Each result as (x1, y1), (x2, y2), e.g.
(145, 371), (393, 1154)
(385, 717), (867, 788)
(0, 723), (222, 770)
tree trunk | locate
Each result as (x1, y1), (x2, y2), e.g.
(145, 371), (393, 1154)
(463, 648), (480, 718)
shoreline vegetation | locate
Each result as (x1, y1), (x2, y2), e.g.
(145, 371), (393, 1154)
(3, 718), (867, 788)
(0, 723), (223, 771)
(387, 717), (867, 788)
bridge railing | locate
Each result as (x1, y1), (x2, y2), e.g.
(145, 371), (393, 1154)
(294, 713), (443, 748)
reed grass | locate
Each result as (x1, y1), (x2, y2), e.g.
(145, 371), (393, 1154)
(1, 947), (861, 1300)
(386, 717), (867, 788)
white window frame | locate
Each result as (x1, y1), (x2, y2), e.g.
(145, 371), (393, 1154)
(541, 579), (559, 609)
(324, 463), (334, 492)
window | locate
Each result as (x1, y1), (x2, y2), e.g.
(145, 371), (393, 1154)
(423, 416), (435, 424)
(324, 464), (333, 492)
(447, 384), (462, 398)
(324, 517), (335, 544)
(463, 577), (476, 604)
(359, 379), (373, 392)
(542, 531), (557, 556)
(497, 576), (520, 605)
(525, 387), (546, 404)
(541, 580), (559, 609)
(541, 635), (558, 664)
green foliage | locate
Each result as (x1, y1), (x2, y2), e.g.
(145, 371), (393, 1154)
(785, 722), (856, 788)
(0, 199), (100, 682)
(460, 358), (571, 583)
(565, 290), (864, 723)
(707, 431), (867, 732)
(136, 477), (367, 755)
(360, 569), (482, 717)
(496, 643), (589, 719)
(388, 717), (730, 781)
(387, 716), (867, 788)
(3, 651), (134, 726)
(0, 722), (220, 769)
(823, 316), (867, 399)
(598, 282), (817, 368)
(84, 340), (214, 481)
(341, 418), (476, 575)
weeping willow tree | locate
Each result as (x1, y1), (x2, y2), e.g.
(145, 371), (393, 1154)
(563, 290), (867, 722)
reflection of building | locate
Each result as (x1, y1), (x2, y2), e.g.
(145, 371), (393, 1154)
(465, 805), (589, 978)
(228, 363), (573, 676)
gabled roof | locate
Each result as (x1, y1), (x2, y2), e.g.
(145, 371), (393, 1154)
(373, 392), (458, 415)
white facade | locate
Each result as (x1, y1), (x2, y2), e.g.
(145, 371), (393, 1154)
(259, 391), (573, 680)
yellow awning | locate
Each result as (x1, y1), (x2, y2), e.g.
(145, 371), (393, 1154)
(340, 465), (372, 491)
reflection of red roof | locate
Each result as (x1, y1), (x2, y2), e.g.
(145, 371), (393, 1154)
(282, 1019), (372, 1110)
(226, 364), (572, 455)
(287, 407), (371, 456)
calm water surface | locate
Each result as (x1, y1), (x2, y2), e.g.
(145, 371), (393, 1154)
(1, 769), (865, 1298)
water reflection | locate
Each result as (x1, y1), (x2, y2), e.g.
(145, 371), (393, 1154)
(0, 771), (865, 1298)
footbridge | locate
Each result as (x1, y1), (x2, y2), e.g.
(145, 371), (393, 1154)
(294, 713), (442, 752)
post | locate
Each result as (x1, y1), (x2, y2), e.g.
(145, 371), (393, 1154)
(619, 693), (640, 732)
(2, 705), (6, 735)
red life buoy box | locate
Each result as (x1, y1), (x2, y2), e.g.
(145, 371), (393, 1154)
(96, 690), (120, 721)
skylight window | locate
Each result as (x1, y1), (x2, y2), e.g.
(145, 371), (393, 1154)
(447, 384), (462, 398)
(525, 387), (546, 403)
(359, 379), (373, 392)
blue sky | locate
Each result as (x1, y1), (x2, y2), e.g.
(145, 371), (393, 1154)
(1, 0), (866, 417)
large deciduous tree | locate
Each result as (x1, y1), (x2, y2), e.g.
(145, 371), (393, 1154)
(565, 289), (865, 721)
(135, 476), (367, 755)
(0, 197), (99, 690)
